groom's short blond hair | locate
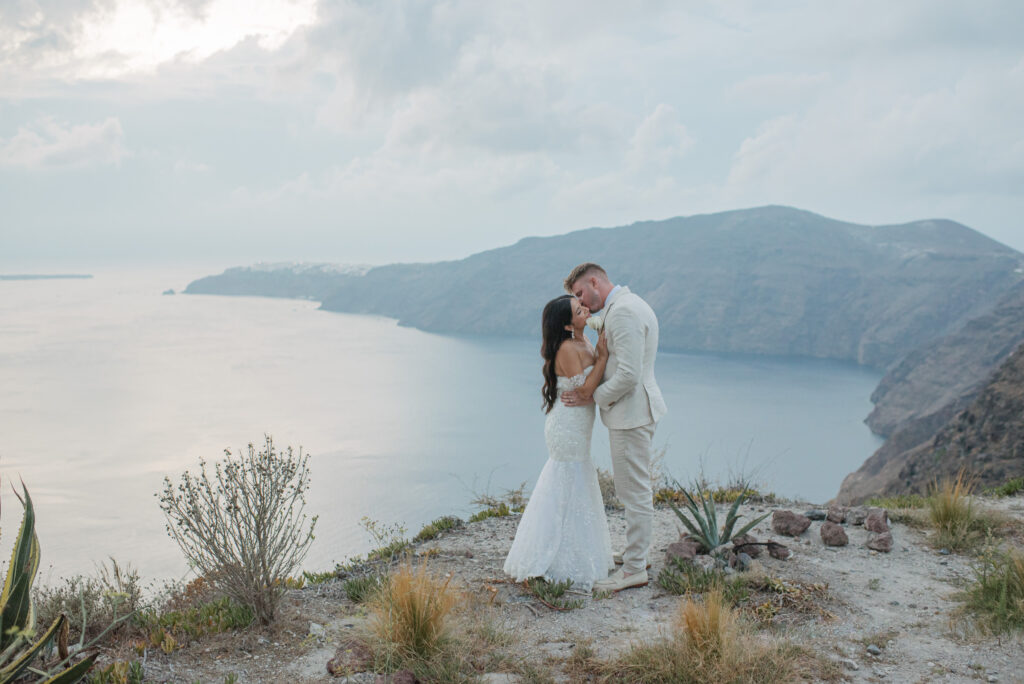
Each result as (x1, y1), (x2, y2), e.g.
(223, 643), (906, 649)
(564, 263), (608, 293)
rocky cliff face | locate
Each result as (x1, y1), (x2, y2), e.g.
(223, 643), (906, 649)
(838, 340), (1024, 502)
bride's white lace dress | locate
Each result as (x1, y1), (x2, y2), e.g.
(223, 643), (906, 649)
(503, 367), (614, 589)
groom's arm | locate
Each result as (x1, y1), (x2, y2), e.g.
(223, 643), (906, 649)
(592, 308), (644, 409)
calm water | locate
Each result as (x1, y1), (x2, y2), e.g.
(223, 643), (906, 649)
(0, 269), (882, 582)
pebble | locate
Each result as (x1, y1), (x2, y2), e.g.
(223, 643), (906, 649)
(867, 644), (882, 656)
(308, 623), (325, 638)
(804, 509), (827, 520)
(939, 548), (951, 555)
(840, 658), (860, 671)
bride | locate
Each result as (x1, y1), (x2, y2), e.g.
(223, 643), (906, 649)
(503, 294), (614, 590)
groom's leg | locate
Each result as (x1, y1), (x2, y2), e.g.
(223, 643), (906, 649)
(609, 423), (655, 575)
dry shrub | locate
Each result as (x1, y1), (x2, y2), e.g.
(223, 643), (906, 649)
(929, 470), (977, 548)
(603, 589), (838, 682)
(370, 562), (457, 658)
(963, 546), (1024, 633)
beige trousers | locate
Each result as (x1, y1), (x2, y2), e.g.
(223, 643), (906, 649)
(608, 422), (656, 574)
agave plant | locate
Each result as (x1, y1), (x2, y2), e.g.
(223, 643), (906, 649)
(667, 481), (769, 555)
(0, 483), (95, 684)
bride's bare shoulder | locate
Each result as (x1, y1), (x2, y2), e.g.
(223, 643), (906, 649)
(554, 340), (585, 377)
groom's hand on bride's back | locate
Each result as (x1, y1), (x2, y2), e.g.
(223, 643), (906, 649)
(561, 389), (594, 407)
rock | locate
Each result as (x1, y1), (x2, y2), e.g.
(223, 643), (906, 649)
(840, 658), (860, 671)
(866, 644), (882, 656)
(694, 555), (717, 572)
(309, 622), (325, 638)
(867, 532), (894, 553)
(772, 510), (812, 536)
(481, 675), (518, 684)
(767, 541), (792, 560)
(939, 548), (951, 555)
(377, 671), (419, 684)
(827, 505), (848, 523)
(865, 508), (890, 533)
(666, 538), (699, 563)
(820, 521), (849, 546)
(735, 552), (753, 572)
(328, 639), (374, 677)
(804, 509), (827, 520)
(732, 533), (762, 558)
(847, 506), (868, 526)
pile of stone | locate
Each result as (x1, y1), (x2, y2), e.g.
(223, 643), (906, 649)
(769, 505), (893, 553)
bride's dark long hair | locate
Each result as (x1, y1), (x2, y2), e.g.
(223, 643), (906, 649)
(541, 294), (574, 413)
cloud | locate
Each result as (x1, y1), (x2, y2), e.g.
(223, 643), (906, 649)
(0, 0), (317, 81)
(0, 116), (129, 169)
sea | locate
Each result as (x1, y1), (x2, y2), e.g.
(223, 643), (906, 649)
(0, 268), (883, 584)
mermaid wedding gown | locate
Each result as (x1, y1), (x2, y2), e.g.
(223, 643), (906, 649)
(503, 367), (614, 589)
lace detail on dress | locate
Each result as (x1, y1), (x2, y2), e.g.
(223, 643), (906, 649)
(503, 366), (613, 590)
(546, 366), (594, 463)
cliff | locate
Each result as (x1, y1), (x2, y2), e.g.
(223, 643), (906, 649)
(838, 340), (1024, 501)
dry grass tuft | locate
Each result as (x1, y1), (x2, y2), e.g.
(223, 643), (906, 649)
(929, 470), (979, 550)
(369, 562), (457, 658)
(602, 589), (839, 682)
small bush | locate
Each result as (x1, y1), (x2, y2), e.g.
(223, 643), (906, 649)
(656, 558), (749, 605)
(985, 477), (1024, 498)
(344, 574), (387, 604)
(522, 578), (583, 611)
(602, 589), (834, 682)
(34, 558), (143, 643)
(303, 569), (337, 585)
(138, 596), (254, 642)
(86, 660), (145, 684)
(963, 546), (1024, 633)
(928, 470), (992, 552)
(414, 516), (463, 542)
(470, 483), (528, 512)
(158, 435), (317, 625)
(361, 517), (410, 563)
(369, 562), (456, 658)
(469, 503), (512, 522)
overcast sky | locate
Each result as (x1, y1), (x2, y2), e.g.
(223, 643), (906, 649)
(2, 0), (1023, 269)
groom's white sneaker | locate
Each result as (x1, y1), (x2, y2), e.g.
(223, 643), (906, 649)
(612, 552), (651, 569)
(594, 567), (649, 593)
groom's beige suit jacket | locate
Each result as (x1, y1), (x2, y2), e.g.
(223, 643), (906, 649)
(592, 286), (667, 430)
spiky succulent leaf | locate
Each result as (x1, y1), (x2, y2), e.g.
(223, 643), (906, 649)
(39, 654), (95, 684)
(721, 493), (748, 542)
(0, 485), (40, 652)
(0, 613), (64, 682)
(667, 500), (712, 548)
(700, 491), (720, 547)
(728, 512), (771, 544)
(680, 489), (714, 543)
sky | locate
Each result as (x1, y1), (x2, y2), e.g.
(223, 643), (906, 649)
(2, 0), (1023, 269)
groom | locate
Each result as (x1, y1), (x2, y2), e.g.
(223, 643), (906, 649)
(561, 263), (667, 592)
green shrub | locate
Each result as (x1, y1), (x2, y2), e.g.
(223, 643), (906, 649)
(985, 477), (1024, 498)
(35, 559), (143, 644)
(469, 503), (512, 522)
(85, 660), (144, 684)
(139, 596), (254, 641)
(963, 547), (1024, 633)
(656, 558), (749, 605)
(344, 575), (387, 604)
(522, 578), (583, 611)
(414, 516), (462, 542)
(158, 435), (317, 625)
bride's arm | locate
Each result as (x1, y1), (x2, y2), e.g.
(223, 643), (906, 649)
(575, 332), (608, 401)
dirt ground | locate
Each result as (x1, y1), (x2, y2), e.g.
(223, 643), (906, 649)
(128, 494), (1024, 683)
